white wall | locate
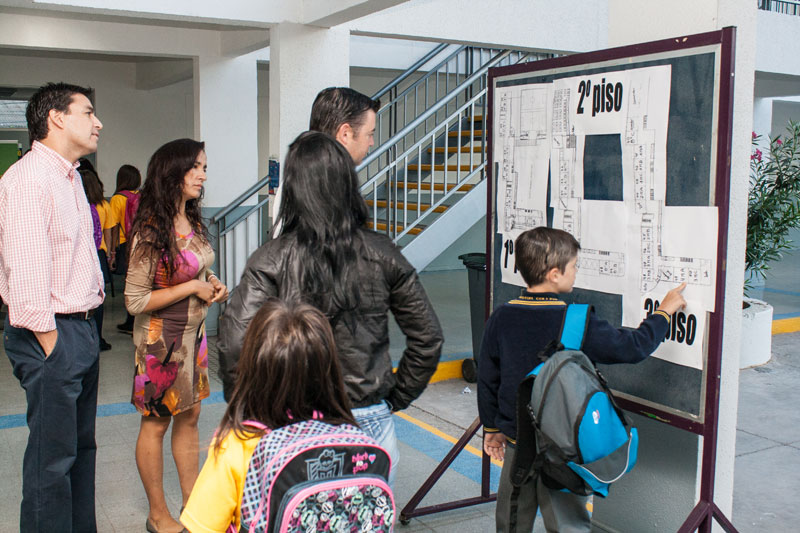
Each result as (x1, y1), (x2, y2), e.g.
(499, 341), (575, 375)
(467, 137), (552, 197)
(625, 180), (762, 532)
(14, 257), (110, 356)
(757, 9), (800, 77)
(771, 98), (800, 137)
(0, 54), (192, 192)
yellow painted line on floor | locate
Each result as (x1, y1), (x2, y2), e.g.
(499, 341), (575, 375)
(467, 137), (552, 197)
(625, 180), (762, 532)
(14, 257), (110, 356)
(428, 359), (465, 383)
(773, 317), (800, 335)
(394, 409), (503, 468)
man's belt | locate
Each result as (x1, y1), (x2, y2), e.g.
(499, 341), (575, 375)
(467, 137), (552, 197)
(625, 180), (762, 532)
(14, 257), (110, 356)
(55, 308), (97, 321)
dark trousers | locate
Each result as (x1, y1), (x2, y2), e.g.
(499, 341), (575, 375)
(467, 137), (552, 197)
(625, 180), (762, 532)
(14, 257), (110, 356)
(114, 243), (134, 328)
(95, 249), (109, 342)
(4, 315), (100, 533)
(496, 444), (592, 533)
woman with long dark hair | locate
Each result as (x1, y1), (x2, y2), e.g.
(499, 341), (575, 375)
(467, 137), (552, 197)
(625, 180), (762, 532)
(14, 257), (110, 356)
(218, 132), (444, 486)
(125, 138), (228, 533)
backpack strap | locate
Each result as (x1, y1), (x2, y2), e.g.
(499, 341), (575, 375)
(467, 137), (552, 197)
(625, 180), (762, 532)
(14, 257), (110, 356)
(559, 304), (591, 351)
(241, 420), (269, 431)
(510, 371), (537, 487)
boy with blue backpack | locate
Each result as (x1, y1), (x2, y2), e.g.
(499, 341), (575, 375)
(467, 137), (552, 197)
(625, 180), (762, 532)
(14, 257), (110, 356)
(477, 227), (686, 532)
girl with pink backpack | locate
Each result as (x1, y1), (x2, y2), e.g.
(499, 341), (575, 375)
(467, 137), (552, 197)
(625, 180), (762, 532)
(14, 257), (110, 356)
(181, 298), (394, 533)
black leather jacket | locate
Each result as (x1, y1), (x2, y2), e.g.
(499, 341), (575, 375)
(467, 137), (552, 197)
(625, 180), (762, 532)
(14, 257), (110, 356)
(217, 229), (444, 410)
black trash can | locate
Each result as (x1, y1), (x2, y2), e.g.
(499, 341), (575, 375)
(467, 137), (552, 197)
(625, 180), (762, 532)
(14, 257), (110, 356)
(459, 252), (486, 383)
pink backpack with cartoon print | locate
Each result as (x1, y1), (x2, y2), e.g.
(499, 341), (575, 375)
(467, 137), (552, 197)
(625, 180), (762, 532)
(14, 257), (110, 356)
(236, 418), (394, 533)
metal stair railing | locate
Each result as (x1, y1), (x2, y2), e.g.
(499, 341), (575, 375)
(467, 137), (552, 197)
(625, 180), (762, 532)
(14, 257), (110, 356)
(758, 0), (800, 15)
(372, 42), (450, 102)
(358, 48), (550, 243)
(363, 90), (490, 241)
(209, 175), (271, 298)
(369, 45), (530, 164)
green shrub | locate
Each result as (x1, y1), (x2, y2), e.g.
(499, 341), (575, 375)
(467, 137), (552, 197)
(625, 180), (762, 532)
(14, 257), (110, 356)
(746, 120), (800, 293)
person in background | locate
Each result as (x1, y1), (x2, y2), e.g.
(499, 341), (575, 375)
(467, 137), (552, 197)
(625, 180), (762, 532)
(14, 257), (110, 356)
(78, 158), (113, 351)
(110, 163), (141, 334)
(272, 87), (380, 233)
(309, 87), (379, 165)
(218, 132), (443, 487)
(0, 81), (104, 532)
(125, 138), (228, 533)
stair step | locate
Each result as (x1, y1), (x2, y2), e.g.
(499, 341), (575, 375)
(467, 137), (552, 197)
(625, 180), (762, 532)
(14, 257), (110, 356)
(430, 145), (483, 154)
(407, 163), (481, 172)
(448, 130), (484, 138)
(367, 221), (425, 235)
(366, 200), (449, 214)
(395, 182), (475, 192)
(471, 114), (484, 122)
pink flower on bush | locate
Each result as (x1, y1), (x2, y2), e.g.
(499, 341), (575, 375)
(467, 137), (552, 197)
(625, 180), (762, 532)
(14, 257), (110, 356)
(752, 131), (757, 139)
(776, 139), (782, 146)
(751, 148), (763, 162)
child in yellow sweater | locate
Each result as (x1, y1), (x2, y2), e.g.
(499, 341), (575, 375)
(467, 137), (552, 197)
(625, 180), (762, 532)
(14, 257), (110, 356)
(181, 298), (358, 533)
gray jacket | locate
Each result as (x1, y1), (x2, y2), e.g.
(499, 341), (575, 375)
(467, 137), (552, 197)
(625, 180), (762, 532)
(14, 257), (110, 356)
(217, 229), (444, 410)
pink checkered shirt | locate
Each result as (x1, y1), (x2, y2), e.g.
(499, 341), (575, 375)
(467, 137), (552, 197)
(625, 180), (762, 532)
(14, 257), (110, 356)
(0, 141), (105, 332)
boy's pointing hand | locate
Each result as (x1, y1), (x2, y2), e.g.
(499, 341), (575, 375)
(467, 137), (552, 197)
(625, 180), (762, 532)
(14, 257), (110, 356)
(658, 282), (688, 315)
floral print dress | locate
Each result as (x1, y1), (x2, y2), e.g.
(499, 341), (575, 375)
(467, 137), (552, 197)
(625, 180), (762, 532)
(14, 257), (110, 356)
(125, 230), (213, 417)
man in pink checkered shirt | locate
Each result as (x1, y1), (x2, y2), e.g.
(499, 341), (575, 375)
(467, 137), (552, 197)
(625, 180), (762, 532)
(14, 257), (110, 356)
(0, 82), (104, 533)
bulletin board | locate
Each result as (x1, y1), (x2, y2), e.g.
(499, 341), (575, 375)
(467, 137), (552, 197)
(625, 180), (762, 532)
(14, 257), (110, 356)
(486, 28), (735, 432)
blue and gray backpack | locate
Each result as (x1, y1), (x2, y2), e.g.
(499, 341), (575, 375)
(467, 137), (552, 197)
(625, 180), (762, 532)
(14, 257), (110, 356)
(511, 304), (638, 497)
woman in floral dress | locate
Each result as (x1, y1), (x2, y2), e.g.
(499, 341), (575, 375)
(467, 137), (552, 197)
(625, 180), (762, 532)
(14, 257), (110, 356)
(125, 138), (228, 533)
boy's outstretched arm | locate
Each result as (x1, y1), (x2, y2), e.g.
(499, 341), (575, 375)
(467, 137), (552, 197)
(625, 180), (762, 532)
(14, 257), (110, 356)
(584, 282), (688, 365)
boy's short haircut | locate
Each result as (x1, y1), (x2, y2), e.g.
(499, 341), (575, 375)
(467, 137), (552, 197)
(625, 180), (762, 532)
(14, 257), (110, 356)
(515, 227), (580, 286)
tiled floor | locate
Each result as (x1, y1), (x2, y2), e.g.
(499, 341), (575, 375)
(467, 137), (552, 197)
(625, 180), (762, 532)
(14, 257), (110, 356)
(1, 266), (799, 532)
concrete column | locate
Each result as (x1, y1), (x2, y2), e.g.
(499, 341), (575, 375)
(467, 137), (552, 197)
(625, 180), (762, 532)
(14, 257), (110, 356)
(193, 50), (261, 335)
(716, 0), (756, 527)
(268, 22), (350, 166)
(194, 51), (260, 208)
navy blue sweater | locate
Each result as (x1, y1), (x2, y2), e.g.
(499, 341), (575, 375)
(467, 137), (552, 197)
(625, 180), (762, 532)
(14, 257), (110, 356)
(477, 292), (671, 441)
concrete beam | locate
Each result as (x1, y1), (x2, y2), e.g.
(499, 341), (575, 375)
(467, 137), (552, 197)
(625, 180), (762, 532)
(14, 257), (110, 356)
(0, 11), (219, 57)
(135, 59), (192, 90)
(30, 0), (294, 26)
(351, 0), (607, 54)
(755, 71), (800, 99)
(220, 29), (269, 57)
(302, 0), (410, 28)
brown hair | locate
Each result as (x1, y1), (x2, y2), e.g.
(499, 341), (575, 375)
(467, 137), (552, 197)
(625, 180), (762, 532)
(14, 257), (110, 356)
(213, 298), (356, 455)
(515, 227), (580, 286)
(309, 87), (380, 137)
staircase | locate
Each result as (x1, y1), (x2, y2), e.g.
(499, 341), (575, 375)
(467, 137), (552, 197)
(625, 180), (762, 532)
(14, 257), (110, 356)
(357, 47), (551, 271)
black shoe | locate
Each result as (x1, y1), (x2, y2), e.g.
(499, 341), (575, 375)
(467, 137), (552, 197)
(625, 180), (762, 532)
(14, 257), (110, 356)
(100, 339), (112, 351)
(117, 322), (133, 334)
